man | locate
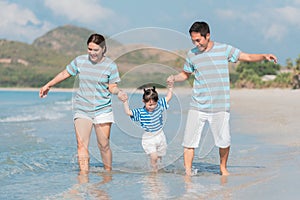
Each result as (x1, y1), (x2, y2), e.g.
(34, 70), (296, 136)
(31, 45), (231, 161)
(167, 21), (277, 176)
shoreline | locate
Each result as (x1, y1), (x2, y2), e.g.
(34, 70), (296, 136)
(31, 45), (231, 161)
(0, 87), (194, 94)
(2, 87), (299, 147)
(0, 87), (73, 92)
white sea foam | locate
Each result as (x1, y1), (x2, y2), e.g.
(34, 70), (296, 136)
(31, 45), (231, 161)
(0, 112), (65, 123)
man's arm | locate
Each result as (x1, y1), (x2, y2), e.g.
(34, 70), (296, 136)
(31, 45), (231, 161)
(167, 71), (190, 85)
(238, 52), (277, 63)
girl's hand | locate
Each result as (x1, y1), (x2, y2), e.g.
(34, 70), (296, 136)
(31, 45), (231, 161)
(118, 90), (128, 102)
(167, 75), (175, 88)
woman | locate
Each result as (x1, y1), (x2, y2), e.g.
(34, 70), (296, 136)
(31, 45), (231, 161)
(39, 33), (126, 172)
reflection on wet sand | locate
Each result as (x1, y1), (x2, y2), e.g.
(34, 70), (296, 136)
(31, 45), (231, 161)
(182, 174), (232, 200)
(141, 173), (169, 199)
(65, 171), (112, 200)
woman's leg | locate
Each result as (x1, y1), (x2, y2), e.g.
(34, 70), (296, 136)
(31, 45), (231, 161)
(74, 118), (93, 172)
(94, 123), (112, 171)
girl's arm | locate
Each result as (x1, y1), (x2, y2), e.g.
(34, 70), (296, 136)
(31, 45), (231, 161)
(39, 69), (71, 98)
(165, 82), (173, 103)
(167, 71), (190, 84)
(123, 100), (133, 116)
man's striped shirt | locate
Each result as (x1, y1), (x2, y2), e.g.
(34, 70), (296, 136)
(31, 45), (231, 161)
(184, 42), (241, 112)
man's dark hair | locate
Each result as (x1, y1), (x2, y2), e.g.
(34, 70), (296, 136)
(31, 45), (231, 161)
(189, 21), (210, 38)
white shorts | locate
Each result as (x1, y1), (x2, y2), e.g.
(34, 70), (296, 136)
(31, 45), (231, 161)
(182, 110), (230, 148)
(142, 130), (167, 156)
(74, 112), (115, 124)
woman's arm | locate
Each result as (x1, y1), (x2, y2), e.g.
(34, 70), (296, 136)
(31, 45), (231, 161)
(108, 83), (127, 102)
(39, 69), (71, 98)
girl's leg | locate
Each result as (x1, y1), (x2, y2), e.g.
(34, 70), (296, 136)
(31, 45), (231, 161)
(150, 153), (158, 172)
(74, 118), (93, 172)
(94, 123), (112, 171)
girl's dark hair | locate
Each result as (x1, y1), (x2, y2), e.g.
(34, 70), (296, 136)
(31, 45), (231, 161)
(143, 86), (158, 102)
(87, 33), (107, 54)
(189, 21), (210, 38)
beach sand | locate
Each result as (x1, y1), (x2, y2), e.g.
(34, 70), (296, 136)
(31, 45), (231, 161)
(228, 89), (300, 200)
(230, 89), (300, 147)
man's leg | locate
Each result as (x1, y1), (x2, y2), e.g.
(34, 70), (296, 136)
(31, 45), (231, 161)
(95, 123), (112, 171)
(219, 146), (230, 176)
(210, 112), (231, 175)
(184, 147), (195, 176)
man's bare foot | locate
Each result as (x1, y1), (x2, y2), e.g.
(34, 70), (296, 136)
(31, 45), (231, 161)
(220, 167), (230, 176)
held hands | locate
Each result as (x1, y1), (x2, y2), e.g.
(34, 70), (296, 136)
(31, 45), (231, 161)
(167, 75), (175, 87)
(167, 79), (174, 89)
(118, 90), (128, 102)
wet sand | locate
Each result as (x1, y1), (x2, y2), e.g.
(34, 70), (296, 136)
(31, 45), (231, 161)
(1, 87), (299, 199)
(228, 89), (300, 200)
(231, 89), (300, 147)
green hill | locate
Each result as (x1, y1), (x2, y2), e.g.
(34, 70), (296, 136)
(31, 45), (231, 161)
(32, 24), (95, 56)
(2, 24), (286, 89)
(0, 25), (124, 88)
(0, 24), (186, 88)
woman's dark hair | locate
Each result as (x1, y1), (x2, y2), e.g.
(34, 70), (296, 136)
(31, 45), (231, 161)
(87, 33), (107, 54)
(143, 86), (158, 103)
(189, 21), (210, 38)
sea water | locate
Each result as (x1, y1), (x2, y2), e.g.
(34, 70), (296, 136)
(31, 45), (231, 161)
(0, 90), (293, 200)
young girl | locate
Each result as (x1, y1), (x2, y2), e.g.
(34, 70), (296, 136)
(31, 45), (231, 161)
(123, 84), (173, 172)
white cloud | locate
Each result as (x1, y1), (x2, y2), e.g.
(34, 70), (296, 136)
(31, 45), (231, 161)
(215, 9), (236, 19)
(215, 3), (300, 42)
(44, 0), (115, 24)
(263, 24), (287, 41)
(0, 1), (53, 43)
(275, 6), (300, 26)
(0, 2), (39, 27)
(293, 0), (300, 5)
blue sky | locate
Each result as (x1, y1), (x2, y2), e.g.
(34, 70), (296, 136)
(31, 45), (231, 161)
(1, 0), (300, 65)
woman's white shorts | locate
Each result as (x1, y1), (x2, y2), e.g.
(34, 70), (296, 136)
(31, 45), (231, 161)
(74, 112), (114, 124)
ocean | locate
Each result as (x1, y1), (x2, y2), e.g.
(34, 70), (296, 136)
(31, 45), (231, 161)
(0, 90), (296, 199)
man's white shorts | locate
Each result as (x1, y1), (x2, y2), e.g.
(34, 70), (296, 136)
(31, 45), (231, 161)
(74, 112), (115, 124)
(182, 110), (230, 148)
(142, 130), (167, 156)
